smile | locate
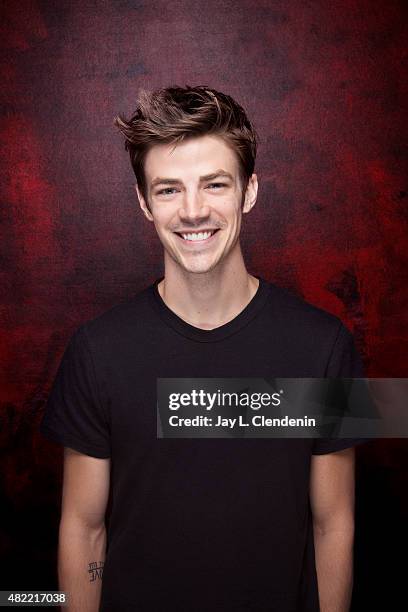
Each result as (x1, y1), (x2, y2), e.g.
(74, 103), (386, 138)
(174, 229), (220, 244)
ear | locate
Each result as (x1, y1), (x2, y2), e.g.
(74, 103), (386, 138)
(242, 173), (258, 214)
(135, 184), (154, 221)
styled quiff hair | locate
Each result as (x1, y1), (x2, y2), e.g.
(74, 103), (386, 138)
(114, 85), (258, 208)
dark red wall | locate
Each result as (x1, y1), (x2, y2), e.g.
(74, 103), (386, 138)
(1, 0), (407, 608)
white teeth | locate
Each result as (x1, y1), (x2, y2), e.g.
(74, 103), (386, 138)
(181, 231), (214, 241)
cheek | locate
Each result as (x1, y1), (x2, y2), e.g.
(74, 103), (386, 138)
(152, 211), (171, 230)
(215, 198), (240, 217)
(225, 203), (242, 223)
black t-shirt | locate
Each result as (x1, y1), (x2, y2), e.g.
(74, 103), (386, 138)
(40, 276), (366, 611)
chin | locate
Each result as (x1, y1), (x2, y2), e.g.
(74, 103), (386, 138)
(177, 258), (220, 275)
(179, 264), (216, 274)
(165, 245), (222, 274)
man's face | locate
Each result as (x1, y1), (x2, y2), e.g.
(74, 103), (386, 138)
(136, 134), (257, 274)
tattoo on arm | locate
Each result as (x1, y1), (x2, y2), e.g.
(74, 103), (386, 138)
(88, 561), (104, 582)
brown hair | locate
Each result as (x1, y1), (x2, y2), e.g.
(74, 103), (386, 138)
(114, 85), (258, 208)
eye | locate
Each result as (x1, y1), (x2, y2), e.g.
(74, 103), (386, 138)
(206, 182), (227, 190)
(156, 187), (178, 196)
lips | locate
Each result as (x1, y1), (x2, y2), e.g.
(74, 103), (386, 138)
(175, 229), (219, 236)
(174, 229), (220, 245)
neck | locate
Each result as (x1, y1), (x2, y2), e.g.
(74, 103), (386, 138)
(158, 248), (259, 330)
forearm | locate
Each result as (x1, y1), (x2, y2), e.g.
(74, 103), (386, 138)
(313, 523), (354, 612)
(58, 517), (107, 612)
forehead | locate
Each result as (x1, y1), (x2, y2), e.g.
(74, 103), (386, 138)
(144, 134), (239, 180)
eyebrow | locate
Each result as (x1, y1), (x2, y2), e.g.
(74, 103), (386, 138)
(150, 170), (234, 189)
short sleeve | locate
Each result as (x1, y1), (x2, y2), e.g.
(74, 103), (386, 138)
(312, 322), (368, 455)
(40, 325), (111, 458)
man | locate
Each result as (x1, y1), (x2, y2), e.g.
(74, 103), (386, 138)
(41, 85), (366, 611)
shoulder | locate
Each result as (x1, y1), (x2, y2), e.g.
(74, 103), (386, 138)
(261, 280), (362, 375)
(76, 283), (154, 346)
(265, 280), (344, 336)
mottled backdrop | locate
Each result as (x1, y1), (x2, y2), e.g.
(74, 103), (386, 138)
(1, 0), (407, 609)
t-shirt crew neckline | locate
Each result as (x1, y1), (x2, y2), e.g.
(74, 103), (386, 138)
(149, 275), (271, 343)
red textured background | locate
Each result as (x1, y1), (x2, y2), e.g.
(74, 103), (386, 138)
(1, 1), (407, 608)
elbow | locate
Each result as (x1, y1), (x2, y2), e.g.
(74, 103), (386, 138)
(313, 514), (355, 538)
(59, 513), (106, 543)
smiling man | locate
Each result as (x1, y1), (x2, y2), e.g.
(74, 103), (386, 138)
(40, 85), (366, 612)
(138, 132), (259, 329)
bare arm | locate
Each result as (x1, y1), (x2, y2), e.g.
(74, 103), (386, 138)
(59, 447), (110, 612)
(310, 447), (355, 612)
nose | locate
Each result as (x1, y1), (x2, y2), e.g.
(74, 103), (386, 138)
(178, 189), (211, 225)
